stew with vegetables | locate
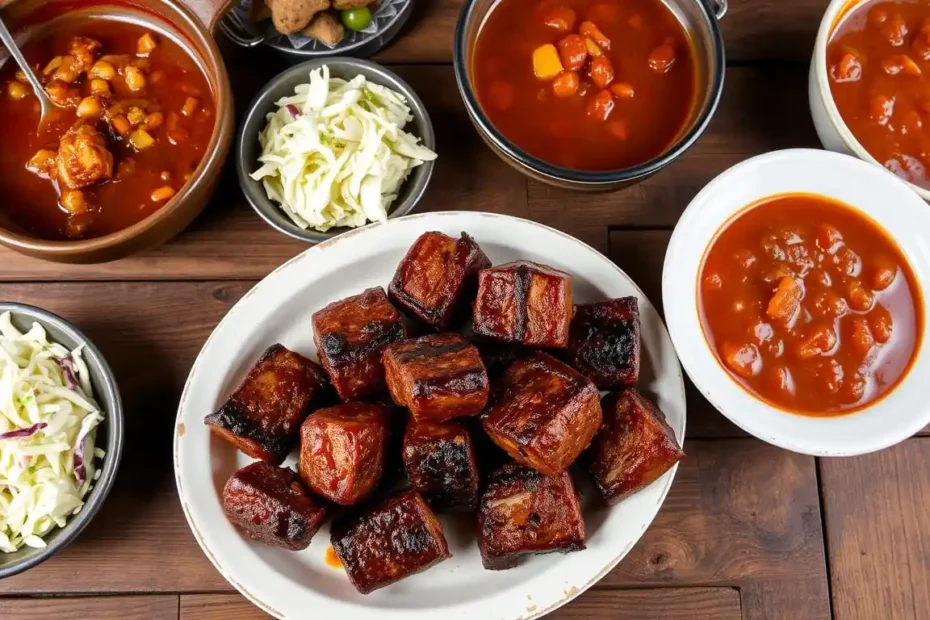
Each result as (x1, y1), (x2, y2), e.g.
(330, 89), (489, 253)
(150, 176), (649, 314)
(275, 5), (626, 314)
(0, 19), (214, 240)
(698, 193), (922, 416)
(473, 0), (696, 171)
(828, 0), (930, 190)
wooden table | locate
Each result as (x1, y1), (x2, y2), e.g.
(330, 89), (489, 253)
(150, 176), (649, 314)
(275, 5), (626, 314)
(3, 1), (930, 618)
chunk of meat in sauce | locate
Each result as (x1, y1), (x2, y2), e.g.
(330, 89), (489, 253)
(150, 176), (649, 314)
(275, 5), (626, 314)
(477, 462), (585, 570)
(402, 419), (480, 511)
(298, 402), (391, 506)
(331, 489), (451, 594)
(56, 124), (113, 189)
(566, 296), (641, 389)
(584, 388), (684, 505)
(69, 36), (101, 73)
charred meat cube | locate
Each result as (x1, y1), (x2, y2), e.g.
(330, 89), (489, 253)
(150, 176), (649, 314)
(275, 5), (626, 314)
(477, 462), (585, 570)
(402, 419), (480, 511)
(331, 489), (451, 593)
(205, 344), (330, 465)
(57, 124), (114, 189)
(482, 352), (602, 475)
(312, 287), (407, 401)
(567, 297), (641, 389)
(472, 261), (573, 348)
(586, 389), (684, 505)
(383, 333), (489, 422)
(222, 461), (327, 551)
(298, 402), (391, 506)
(475, 341), (533, 379)
(389, 231), (491, 329)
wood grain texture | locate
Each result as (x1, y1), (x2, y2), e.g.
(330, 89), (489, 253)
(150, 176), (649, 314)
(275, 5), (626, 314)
(604, 440), (830, 620)
(179, 588), (742, 619)
(821, 438), (930, 620)
(0, 596), (178, 619)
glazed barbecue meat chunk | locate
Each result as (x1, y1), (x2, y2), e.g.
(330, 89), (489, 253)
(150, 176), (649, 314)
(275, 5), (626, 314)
(402, 418), (480, 511)
(389, 231), (491, 329)
(383, 333), (489, 422)
(312, 287), (407, 401)
(57, 124), (114, 189)
(222, 461), (327, 551)
(586, 389), (684, 505)
(298, 402), (391, 506)
(472, 261), (573, 348)
(477, 462), (585, 570)
(474, 341), (532, 379)
(331, 489), (451, 594)
(204, 344), (330, 465)
(567, 297), (641, 389)
(482, 352), (602, 475)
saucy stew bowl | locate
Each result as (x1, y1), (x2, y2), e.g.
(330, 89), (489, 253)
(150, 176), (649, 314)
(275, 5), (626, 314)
(663, 149), (930, 457)
(0, 0), (234, 263)
(454, 0), (725, 191)
(810, 0), (930, 201)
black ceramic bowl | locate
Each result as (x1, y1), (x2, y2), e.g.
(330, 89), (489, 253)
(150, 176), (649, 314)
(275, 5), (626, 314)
(0, 304), (123, 579)
(236, 58), (435, 243)
(454, 0), (727, 191)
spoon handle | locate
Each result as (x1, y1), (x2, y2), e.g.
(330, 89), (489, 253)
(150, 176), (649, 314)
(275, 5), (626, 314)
(0, 18), (46, 101)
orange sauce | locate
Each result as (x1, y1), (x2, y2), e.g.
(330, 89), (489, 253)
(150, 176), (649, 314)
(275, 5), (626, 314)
(324, 545), (342, 569)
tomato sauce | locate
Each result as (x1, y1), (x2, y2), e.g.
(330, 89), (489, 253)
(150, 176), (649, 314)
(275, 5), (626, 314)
(0, 18), (214, 240)
(828, 0), (930, 190)
(698, 193), (922, 416)
(473, 0), (697, 171)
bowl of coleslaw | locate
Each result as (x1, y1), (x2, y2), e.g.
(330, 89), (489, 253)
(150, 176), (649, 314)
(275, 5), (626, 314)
(0, 304), (123, 579)
(237, 58), (436, 243)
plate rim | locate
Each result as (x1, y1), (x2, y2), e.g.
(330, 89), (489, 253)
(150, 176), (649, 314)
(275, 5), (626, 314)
(173, 210), (687, 619)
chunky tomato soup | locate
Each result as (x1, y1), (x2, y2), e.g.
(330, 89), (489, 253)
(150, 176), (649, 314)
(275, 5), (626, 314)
(698, 194), (922, 416)
(0, 18), (214, 240)
(828, 0), (930, 190)
(473, 0), (696, 171)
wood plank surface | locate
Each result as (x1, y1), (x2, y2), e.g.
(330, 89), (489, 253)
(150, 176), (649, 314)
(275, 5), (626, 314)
(179, 588), (743, 619)
(820, 438), (930, 620)
(0, 596), (178, 619)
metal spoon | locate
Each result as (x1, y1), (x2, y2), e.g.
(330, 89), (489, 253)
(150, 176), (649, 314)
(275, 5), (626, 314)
(0, 15), (62, 132)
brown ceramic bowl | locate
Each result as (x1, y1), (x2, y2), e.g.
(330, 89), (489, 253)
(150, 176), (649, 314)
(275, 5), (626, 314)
(0, 0), (234, 263)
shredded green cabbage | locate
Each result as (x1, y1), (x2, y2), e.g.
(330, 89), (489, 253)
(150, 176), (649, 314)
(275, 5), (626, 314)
(251, 65), (438, 232)
(0, 312), (104, 553)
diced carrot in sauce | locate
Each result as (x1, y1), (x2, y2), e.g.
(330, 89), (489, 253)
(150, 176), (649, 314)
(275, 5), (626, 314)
(848, 317), (875, 356)
(589, 56), (614, 89)
(722, 342), (761, 379)
(868, 304), (894, 343)
(881, 54), (922, 76)
(579, 21), (610, 50)
(532, 44), (563, 80)
(111, 114), (131, 136)
(871, 258), (897, 290)
(552, 71), (580, 97)
(585, 89), (614, 121)
(606, 120), (628, 140)
(543, 6), (576, 33)
(648, 44), (677, 74)
(557, 35), (588, 71)
(831, 53), (862, 83)
(150, 185), (175, 202)
(846, 280), (875, 312)
(797, 324), (838, 359)
(610, 82), (635, 99)
(488, 80), (515, 110)
(181, 96), (199, 117)
(584, 38), (603, 57)
(766, 276), (803, 322)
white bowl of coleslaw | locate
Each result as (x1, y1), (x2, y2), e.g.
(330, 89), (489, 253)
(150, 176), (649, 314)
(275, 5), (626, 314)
(0, 304), (123, 579)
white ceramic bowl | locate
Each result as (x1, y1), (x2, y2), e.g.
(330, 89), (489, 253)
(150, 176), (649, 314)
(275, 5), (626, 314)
(663, 149), (930, 457)
(809, 0), (930, 202)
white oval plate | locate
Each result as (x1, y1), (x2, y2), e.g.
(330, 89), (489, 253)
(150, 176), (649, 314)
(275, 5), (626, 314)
(174, 211), (686, 620)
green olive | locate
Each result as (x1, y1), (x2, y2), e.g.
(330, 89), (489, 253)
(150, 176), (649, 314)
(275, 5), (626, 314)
(341, 7), (372, 31)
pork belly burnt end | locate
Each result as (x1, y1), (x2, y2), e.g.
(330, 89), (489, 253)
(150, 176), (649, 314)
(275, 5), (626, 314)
(383, 333), (489, 422)
(298, 402), (391, 506)
(222, 461), (327, 551)
(402, 419), (480, 511)
(482, 352), (602, 475)
(477, 462), (585, 570)
(567, 297), (641, 389)
(389, 231), (491, 329)
(205, 344), (330, 465)
(331, 489), (451, 594)
(586, 389), (684, 505)
(312, 287), (407, 400)
(472, 261), (573, 348)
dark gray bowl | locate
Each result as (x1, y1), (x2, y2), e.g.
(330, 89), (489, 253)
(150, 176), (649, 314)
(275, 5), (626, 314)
(237, 58), (435, 243)
(0, 303), (123, 579)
